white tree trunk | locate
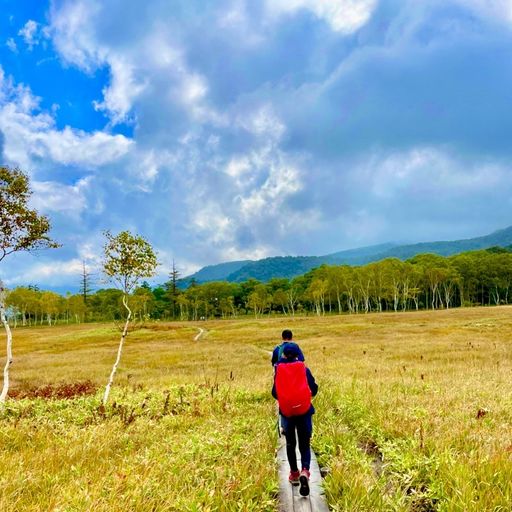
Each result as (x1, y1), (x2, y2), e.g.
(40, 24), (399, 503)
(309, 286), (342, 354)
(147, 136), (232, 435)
(336, 288), (342, 314)
(102, 294), (132, 406)
(0, 283), (13, 403)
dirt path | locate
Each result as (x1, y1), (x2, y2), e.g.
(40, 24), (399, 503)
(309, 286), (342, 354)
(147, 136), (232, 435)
(194, 327), (206, 341)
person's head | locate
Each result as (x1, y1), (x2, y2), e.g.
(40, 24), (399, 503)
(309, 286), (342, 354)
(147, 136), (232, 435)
(281, 329), (293, 341)
(282, 342), (300, 360)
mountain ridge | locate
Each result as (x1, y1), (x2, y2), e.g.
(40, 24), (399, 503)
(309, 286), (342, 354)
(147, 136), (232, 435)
(182, 226), (512, 284)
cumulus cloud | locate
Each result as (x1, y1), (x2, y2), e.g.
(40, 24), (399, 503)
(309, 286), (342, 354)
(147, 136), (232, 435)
(4, 258), (85, 287)
(31, 177), (91, 216)
(49, 2), (215, 125)
(49, 1), (104, 70)
(92, 54), (147, 123)
(267, 0), (377, 33)
(18, 20), (40, 49)
(6, 38), (17, 53)
(0, 65), (133, 170)
(236, 105), (286, 139)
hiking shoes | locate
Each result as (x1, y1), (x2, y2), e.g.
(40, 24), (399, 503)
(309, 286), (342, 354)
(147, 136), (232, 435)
(288, 470), (300, 485)
(299, 469), (310, 497)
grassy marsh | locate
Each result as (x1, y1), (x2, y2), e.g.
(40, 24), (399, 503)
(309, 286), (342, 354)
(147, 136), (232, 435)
(1, 307), (512, 510)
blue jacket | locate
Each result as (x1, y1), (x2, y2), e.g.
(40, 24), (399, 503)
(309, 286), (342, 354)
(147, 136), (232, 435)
(271, 342), (305, 366)
(272, 358), (318, 416)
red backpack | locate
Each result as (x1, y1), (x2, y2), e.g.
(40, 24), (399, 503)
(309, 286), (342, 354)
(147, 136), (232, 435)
(275, 361), (312, 417)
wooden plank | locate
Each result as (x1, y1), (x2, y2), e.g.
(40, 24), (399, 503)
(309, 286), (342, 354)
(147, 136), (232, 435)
(277, 434), (330, 512)
(307, 450), (330, 512)
(277, 437), (295, 512)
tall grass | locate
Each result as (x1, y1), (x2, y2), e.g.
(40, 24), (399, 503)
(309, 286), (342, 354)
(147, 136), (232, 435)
(1, 307), (512, 510)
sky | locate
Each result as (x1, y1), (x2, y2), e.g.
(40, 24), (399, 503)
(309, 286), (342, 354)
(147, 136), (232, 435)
(1, 0), (512, 292)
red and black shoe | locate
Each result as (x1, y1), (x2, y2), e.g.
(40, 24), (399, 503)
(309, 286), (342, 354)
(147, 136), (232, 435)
(299, 469), (310, 496)
(288, 470), (300, 486)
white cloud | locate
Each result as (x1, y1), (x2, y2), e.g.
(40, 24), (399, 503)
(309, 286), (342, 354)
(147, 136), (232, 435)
(4, 258), (84, 287)
(219, 245), (271, 262)
(127, 149), (175, 188)
(0, 66), (133, 170)
(43, 127), (133, 166)
(180, 73), (208, 105)
(18, 20), (40, 49)
(31, 177), (91, 216)
(49, 1), (104, 71)
(237, 161), (302, 219)
(49, 5), (214, 125)
(225, 156), (251, 178)
(453, 0), (512, 23)
(192, 202), (233, 244)
(267, 0), (377, 33)
(93, 54), (147, 124)
(152, 247), (197, 279)
(76, 237), (104, 266)
(187, 136), (306, 261)
(217, 3), (265, 46)
(237, 105), (286, 139)
(366, 147), (504, 199)
(6, 38), (17, 53)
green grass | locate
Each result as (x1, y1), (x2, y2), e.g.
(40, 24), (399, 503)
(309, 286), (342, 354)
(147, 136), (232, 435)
(2, 308), (512, 510)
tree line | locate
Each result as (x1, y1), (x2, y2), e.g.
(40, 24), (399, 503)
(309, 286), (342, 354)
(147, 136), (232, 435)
(5, 247), (512, 324)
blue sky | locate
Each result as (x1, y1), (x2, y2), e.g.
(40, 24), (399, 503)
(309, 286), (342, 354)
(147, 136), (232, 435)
(1, 0), (512, 292)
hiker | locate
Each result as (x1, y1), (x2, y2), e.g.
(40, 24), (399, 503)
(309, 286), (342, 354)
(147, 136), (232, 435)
(271, 329), (305, 366)
(271, 330), (305, 436)
(272, 342), (318, 497)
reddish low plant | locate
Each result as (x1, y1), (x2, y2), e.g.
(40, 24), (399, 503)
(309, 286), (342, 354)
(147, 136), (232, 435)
(9, 380), (97, 400)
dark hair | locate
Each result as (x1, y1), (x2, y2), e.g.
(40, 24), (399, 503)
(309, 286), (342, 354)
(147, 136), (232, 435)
(283, 342), (300, 359)
(282, 329), (293, 340)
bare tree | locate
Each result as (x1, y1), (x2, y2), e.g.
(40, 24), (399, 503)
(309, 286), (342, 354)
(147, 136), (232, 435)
(102, 230), (157, 406)
(0, 166), (59, 403)
(79, 260), (93, 305)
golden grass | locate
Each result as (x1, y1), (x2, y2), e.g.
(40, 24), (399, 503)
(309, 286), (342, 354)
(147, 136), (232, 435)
(1, 307), (512, 510)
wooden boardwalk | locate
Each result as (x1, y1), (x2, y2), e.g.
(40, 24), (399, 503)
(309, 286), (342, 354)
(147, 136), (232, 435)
(277, 434), (330, 512)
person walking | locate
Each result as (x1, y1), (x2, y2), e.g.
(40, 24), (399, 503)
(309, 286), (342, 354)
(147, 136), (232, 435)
(272, 329), (306, 436)
(272, 342), (318, 497)
(271, 329), (304, 366)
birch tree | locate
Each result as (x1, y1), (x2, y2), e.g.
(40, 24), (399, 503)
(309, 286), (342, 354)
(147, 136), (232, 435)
(0, 166), (59, 403)
(308, 278), (328, 315)
(247, 284), (270, 317)
(102, 230), (157, 406)
(286, 281), (301, 316)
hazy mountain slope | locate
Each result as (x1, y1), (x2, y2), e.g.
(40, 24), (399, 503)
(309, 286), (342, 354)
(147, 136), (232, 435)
(226, 256), (324, 282)
(183, 226), (512, 284)
(184, 260), (251, 282)
(370, 226), (512, 261)
(325, 242), (399, 264)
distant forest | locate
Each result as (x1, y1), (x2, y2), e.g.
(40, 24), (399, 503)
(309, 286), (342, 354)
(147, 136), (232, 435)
(6, 247), (512, 325)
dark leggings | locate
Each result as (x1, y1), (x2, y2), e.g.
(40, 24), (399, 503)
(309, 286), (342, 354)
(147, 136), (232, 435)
(282, 413), (312, 471)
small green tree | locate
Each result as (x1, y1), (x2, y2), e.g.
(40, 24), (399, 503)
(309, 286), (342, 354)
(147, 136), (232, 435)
(0, 166), (59, 403)
(102, 230), (157, 405)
